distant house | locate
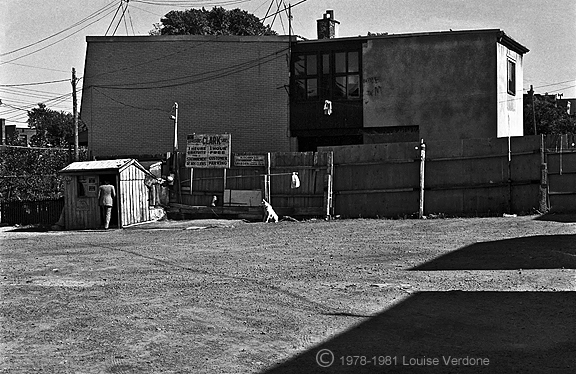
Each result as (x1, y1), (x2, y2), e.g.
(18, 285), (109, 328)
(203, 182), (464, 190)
(80, 11), (529, 156)
(1, 121), (36, 146)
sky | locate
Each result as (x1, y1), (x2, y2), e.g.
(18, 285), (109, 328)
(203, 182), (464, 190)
(1, 0), (575, 128)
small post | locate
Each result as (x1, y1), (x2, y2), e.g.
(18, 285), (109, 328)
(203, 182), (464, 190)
(323, 151), (334, 219)
(223, 168), (227, 206)
(419, 139), (426, 219)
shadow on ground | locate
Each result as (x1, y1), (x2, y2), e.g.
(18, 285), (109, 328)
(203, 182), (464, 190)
(263, 291), (575, 373)
(411, 234), (576, 270)
(7, 224), (52, 232)
(534, 213), (576, 223)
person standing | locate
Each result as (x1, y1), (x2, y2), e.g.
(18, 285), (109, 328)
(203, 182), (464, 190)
(98, 180), (116, 229)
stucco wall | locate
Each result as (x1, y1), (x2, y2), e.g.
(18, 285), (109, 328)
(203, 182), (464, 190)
(81, 35), (292, 157)
(496, 43), (524, 137)
(362, 32), (499, 141)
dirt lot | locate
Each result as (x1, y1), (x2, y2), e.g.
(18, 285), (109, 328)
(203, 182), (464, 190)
(1, 216), (575, 373)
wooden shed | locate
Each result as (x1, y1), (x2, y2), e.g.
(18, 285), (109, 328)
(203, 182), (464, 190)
(59, 159), (163, 230)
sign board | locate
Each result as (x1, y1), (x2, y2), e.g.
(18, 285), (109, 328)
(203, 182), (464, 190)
(234, 154), (265, 167)
(185, 134), (231, 168)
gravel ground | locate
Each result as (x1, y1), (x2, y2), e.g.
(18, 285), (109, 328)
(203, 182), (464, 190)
(0, 215), (575, 373)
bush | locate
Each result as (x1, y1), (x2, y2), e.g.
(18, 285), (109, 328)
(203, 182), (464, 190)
(0, 146), (88, 201)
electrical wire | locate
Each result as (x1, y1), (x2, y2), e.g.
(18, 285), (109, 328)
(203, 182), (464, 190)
(90, 47), (288, 90)
(0, 6), (118, 66)
(105, 2), (125, 36)
(0, 79), (71, 88)
(0, 2), (117, 57)
(261, 0), (307, 21)
(132, 0), (252, 6)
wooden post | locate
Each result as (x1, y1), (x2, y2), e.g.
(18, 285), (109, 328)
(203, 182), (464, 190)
(418, 139), (426, 219)
(264, 152), (271, 203)
(176, 153), (182, 204)
(539, 134), (548, 213)
(508, 136), (513, 213)
(71, 68), (79, 161)
(323, 151), (334, 219)
(223, 168), (227, 206)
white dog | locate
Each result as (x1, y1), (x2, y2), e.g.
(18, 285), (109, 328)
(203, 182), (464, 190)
(262, 199), (279, 223)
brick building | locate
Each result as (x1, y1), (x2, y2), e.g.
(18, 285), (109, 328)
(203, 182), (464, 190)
(80, 35), (293, 158)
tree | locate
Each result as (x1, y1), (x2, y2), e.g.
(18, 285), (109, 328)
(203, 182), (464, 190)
(149, 7), (277, 36)
(27, 103), (79, 147)
(524, 96), (576, 135)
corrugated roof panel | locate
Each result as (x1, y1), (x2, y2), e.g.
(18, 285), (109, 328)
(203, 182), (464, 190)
(60, 159), (133, 173)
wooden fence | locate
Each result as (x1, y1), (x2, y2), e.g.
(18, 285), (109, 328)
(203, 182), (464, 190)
(0, 198), (64, 226)
(170, 151), (333, 219)
(545, 134), (576, 213)
(320, 135), (545, 218)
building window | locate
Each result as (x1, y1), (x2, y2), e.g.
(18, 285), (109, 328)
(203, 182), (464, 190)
(334, 51), (360, 99)
(293, 50), (361, 101)
(293, 54), (319, 100)
(507, 59), (516, 95)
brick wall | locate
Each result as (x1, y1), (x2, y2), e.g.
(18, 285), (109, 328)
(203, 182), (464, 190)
(80, 35), (292, 158)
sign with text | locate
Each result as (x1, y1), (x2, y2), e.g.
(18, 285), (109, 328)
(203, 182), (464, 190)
(185, 134), (231, 168)
(234, 154), (265, 167)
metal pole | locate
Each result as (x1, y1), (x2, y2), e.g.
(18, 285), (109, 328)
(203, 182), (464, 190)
(419, 139), (426, 219)
(173, 102), (179, 156)
(172, 103), (181, 203)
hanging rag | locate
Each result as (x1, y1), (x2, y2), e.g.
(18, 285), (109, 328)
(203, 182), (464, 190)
(323, 100), (333, 116)
(291, 172), (301, 189)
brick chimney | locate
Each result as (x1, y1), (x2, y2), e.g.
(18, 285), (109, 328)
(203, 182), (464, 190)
(317, 10), (339, 39)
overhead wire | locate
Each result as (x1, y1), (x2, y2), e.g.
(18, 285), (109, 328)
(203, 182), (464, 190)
(0, 2), (117, 57)
(0, 78), (71, 87)
(90, 47), (289, 90)
(114, 3), (131, 36)
(0, 5), (118, 66)
(105, 2), (125, 36)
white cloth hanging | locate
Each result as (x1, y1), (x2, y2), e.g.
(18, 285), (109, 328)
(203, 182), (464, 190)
(291, 172), (301, 189)
(324, 100), (333, 115)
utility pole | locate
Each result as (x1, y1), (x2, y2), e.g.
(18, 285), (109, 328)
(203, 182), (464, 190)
(529, 84), (536, 135)
(72, 68), (79, 161)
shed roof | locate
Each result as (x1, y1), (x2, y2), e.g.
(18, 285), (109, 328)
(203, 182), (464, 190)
(59, 158), (149, 174)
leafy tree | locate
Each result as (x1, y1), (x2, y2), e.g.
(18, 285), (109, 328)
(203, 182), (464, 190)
(4, 131), (26, 146)
(0, 146), (88, 201)
(149, 7), (277, 36)
(524, 96), (576, 135)
(27, 103), (83, 147)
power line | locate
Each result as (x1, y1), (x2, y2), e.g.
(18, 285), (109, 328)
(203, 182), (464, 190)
(90, 47), (288, 90)
(0, 79), (71, 88)
(261, 0), (307, 21)
(0, 3), (117, 57)
(3, 62), (70, 73)
(0, 5), (117, 66)
(132, 0), (252, 6)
